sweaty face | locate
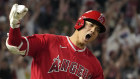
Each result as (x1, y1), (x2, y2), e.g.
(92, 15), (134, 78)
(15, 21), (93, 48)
(78, 21), (100, 44)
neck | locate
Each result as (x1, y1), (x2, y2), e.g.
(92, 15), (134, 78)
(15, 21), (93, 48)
(69, 30), (86, 49)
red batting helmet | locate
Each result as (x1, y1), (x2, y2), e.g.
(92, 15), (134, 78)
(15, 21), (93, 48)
(74, 10), (106, 33)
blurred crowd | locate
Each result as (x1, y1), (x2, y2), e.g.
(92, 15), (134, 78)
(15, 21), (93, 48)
(0, 0), (140, 79)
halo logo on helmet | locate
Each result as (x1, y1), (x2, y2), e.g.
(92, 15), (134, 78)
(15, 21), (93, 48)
(98, 14), (104, 24)
(74, 10), (106, 33)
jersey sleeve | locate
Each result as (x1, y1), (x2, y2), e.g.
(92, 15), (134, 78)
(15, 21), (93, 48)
(7, 27), (53, 57)
(24, 34), (49, 57)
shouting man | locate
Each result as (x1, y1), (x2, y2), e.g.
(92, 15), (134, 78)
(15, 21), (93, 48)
(6, 4), (106, 79)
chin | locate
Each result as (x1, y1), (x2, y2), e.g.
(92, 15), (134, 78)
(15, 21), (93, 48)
(86, 39), (95, 44)
(82, 40), (89, 45)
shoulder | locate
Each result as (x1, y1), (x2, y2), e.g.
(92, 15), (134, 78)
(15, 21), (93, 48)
(30, 34), (57, 37)
(30, 34), (66, 42)
(29, 34), (65, 39)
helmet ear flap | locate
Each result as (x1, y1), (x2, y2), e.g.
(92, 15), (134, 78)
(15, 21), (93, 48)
(74, 19), (85, 30)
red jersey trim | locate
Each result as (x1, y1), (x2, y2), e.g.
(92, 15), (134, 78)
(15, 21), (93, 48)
(66, 36), (86, 52)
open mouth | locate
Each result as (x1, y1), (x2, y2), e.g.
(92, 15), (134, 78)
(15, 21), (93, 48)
(85, 34), (91, 41)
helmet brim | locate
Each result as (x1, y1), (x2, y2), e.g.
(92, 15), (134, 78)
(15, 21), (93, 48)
(84, 19), (106, 33)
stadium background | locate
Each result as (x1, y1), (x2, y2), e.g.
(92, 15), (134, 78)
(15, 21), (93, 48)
(0, 0), (140, 79)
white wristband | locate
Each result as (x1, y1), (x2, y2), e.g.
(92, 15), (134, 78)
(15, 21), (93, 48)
(10, 24), (20, 29)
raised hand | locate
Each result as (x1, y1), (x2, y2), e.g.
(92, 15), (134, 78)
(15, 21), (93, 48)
(9, 4), (28, 28)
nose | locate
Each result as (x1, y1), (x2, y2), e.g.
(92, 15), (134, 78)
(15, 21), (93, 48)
(90, 27), (96, 33)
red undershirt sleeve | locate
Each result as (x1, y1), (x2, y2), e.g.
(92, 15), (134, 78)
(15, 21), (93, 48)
(8, 27), (22, 46)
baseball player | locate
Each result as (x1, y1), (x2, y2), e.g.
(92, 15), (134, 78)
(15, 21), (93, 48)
(6, 4), (106, 79)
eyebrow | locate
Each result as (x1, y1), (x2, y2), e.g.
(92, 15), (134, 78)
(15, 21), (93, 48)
(89, 23), (94, 27)
(90, 23), (100, 31)
(89, 22), (98, 28)
(86, 21), (101, 32)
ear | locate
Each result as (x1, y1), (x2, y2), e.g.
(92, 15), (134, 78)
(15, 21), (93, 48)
(74, 19), (85, 30)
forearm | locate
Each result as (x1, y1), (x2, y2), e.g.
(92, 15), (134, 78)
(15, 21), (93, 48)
(6, 27), (27, 55)
(8, 27), (22, 46)
(8, 27), (27, 51)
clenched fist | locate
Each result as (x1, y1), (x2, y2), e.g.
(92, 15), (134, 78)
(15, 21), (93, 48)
(9, 4), (28, 28)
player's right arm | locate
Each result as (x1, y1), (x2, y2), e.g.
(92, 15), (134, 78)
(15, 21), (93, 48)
(6, 4), (45, 56)
(6, 4), (28, 55)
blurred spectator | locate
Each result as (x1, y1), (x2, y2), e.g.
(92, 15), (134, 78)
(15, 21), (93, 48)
(0, 58), (12, 79)
(14, 56), (31, 79)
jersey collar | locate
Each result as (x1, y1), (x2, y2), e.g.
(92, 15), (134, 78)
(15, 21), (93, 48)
(66, 36), (86, 52)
